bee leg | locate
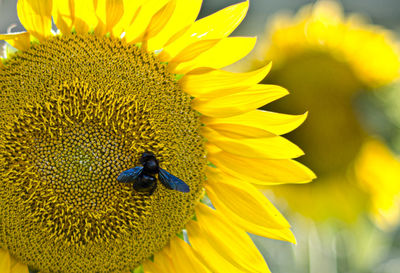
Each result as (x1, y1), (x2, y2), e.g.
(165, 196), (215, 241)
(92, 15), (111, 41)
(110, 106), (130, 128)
(149, 181), (157, 195)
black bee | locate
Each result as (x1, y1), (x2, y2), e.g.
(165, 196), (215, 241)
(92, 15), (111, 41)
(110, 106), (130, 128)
(117, 151), (190, 194)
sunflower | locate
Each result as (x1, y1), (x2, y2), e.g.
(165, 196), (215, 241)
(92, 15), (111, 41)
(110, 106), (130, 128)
(0, 0), (315, 272)
(251, 0), (400, 225)
(257, 0), (400, 87)
(355, 139), (400, 228)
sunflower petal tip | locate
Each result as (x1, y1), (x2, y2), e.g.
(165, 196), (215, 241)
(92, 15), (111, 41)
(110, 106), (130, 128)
(282, 228), (297, 244)
(310, 170), (317, 180)
(273, 86), (290, 97)
(296, 111), (309, 126)
(259, 61), (273, 80)
(304, 167), (317, 181)
(291, 235), (298, 245)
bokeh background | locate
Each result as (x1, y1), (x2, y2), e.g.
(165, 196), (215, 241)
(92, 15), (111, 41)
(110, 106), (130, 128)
(3, 0), (400, 36)
(2, 1), (400, 273)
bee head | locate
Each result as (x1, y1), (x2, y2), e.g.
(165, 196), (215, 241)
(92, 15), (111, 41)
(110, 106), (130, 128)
(140, 151), (155, 162)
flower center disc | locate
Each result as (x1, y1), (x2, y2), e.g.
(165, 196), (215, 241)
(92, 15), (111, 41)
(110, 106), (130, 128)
(0, 34), (205, 272)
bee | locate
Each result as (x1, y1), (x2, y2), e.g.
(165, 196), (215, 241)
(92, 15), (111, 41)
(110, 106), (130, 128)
(117, 151), (190, 195)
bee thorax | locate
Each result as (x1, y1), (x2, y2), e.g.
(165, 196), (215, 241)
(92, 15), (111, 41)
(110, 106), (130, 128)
(143, 159), (159, 174)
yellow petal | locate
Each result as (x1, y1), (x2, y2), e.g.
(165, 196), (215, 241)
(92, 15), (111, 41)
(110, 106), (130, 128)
(162, 0), (249, 59)
(10, 256), (28, 273)
(180, 63), (271, 98)
(169, 237), (212, 273)
(206, 168), (290, 228)
(111, 0), (144, 37)
(0, 32), (30, 51)
(52, 0), (74, 34)
(187, 203), (271, 273)
(171, 37), (257, 74)
(206, 124), (275, 138)
(203, 127), (303, 159)
(17, 0), (52, 41)
(184, 233), (244, 273)
(143, 247), (175, 273)
(124, 0), (170, 44)
(143, 260), (164, 273)
(74, 0), (98, 33)
(0, 249), (11, 273)
(54, 0), (97, 34)
(205, 170), (296, 242)
(203, 110), (308, 136)
(192, 84), (288, 117)
(10, 264), (28, 273)
(165, 39), (221, 63)
(207, 145), (316, 185)
(145, 0), (177, 41)
(94, 0), (124, 35)
(146, 0), (202, 51)
(0, 43), (4, 58)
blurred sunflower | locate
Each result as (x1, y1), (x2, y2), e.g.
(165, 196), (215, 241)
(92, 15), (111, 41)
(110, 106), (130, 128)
(355, 139), (400, 228)
(253, 0), (400, 226)
(0, 0), (315, 272)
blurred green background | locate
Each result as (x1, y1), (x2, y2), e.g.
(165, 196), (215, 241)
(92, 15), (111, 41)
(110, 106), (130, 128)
(2, 1), (400, 273)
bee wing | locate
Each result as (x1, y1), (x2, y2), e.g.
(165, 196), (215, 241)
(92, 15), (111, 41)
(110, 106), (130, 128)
(158, 168), (190, 193)
(117, 166), (143, 183)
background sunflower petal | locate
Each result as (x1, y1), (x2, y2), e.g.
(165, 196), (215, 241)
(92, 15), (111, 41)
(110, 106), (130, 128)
(171, 37), (257, 74)
(202, 111), (308, 136)
(162, 0), (249, 59)
(180, 63), (271, 98)
(207, 146), (316, 185)
(192, 84), (288, 117)
(17, 0), (52, 41)
(187, 203), (271, 273)
(202, 127), (304, 159)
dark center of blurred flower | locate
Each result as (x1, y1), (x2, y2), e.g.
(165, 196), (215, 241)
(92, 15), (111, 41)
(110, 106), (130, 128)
(265, 51), (366, 175)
